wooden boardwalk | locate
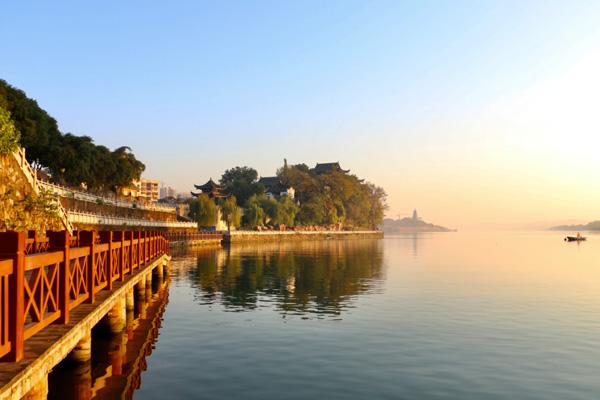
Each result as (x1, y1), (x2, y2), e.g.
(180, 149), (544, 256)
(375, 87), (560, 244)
(0, 230), (169, 399)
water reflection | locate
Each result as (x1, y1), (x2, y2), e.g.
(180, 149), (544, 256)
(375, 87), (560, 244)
(188, 240), (385, 317)
(48, 274), (169, 400)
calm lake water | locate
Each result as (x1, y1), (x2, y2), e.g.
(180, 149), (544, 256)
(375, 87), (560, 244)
(51, 231), (600, 399)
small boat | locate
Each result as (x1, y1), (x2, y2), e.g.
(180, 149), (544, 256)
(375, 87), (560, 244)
(565, 236), (586, 242)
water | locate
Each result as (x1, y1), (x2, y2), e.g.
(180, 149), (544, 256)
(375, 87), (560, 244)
(52, 231), (600, 399)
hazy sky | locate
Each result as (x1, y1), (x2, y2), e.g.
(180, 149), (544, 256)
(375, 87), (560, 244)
(3, 1), (600, 229)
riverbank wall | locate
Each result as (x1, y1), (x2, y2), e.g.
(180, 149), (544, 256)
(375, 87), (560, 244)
(223, 230), (383, 244)
(168, 238), (222, 249)
(166, 232), (223, 249)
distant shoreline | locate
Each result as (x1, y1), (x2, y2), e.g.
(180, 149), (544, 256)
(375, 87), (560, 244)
(382, 212), (455, 234)
(384, 227), (457, 233)
(549, 221), (600, 231)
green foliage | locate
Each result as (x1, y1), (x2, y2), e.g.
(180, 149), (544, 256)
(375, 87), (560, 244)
(296, 195), (326, 225)
(257, 195), (279, 224)
(0, 106), (20, 154)
(224, 162), (388, 229)
(276, 196), (300, 226)
(109, 146), (145, 189)
(243, 195), (265, 227)
(221, 196), (241, 231)
(279, 164), (387, 229)
(219, 166), (264, 206)
(1, 187), (61, 233)
(0, 80), (145, 191)
(277, 163), (316, 204)
(189, 194), (218, 227)
(0, 80), (60, 165)
(242, 194), (300, 228)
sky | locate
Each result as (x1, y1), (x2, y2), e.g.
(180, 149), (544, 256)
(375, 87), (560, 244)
(2, 1), (600, 229)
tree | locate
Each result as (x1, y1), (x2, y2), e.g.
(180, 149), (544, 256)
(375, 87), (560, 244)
(189, 194), (218, 227)
(0, 79), (61, 167)
(365, 183), (387, 228)
(221, 166), (258, 185)
(276, 161), (386, 229)
(110, 146), (145, 191)
(257, 195), (279, 225)
(0, 106), (20, 154)
(221, 196), (241, 231)
(296, 195), (326, 225)
(0, 79), (145, 192)
(277, 196), (299, 226)
(243, 195), (265, 227)
(277, 163), (316, 205)
(220, 166), (264, 206)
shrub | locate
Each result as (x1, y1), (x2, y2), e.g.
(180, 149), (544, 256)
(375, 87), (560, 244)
(0, 106), (20, 155)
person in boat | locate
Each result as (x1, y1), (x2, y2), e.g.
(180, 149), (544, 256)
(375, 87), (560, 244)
(577, 232), (581, 239)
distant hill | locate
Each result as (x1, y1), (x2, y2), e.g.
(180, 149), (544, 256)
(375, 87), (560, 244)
(383, 210), (455, 233)
(550, 220), (600, 231)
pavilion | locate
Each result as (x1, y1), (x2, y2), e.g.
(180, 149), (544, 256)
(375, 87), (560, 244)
(191, 178), (228, 199)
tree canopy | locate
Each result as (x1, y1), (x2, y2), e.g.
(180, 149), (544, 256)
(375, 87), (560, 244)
(189, 194), (218, 227)
(0, 106), (20, 154)
(219, 166), (263, 206)
(220, 196), (241, 231)
(217, 162), (387, 230)
(278, 164), (386, 229)
(0, 80), (145, 192)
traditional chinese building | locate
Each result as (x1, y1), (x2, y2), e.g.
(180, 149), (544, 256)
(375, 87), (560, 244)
(258, 176), (295, 199)
(191, 178), (228, 199)
(312, 162), (350, 175)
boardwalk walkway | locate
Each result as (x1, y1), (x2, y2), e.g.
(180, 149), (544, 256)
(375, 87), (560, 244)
(0, 230), (169, 399)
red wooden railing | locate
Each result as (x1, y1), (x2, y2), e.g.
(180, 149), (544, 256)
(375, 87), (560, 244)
(164, 232), (223, 243)
(0, 230), (169, 362)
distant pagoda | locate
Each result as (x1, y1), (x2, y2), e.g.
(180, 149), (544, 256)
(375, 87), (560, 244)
(191, 178), (228, 199)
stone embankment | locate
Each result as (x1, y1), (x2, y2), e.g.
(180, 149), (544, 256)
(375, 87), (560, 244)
(223, 230), (383, 244)
(0, 151), (64, 232)
(165, 232), (223, 248)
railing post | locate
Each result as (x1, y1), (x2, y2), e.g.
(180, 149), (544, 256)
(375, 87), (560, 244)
(80, 231), (96, 303)
(138, 230), (143, 268)
(48, 230), (71, 325)
(116, 231), (126, 281)
(144, 231), (148, 263)
(72, 230), (79, 247)
(100, 231), (113, 290)
(0, 232), (26, 361)
(152, 231), (156, 257)
(127, 231), (134, 271)
(153, 231), (157, 257)
(27, 230), (36, 253)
